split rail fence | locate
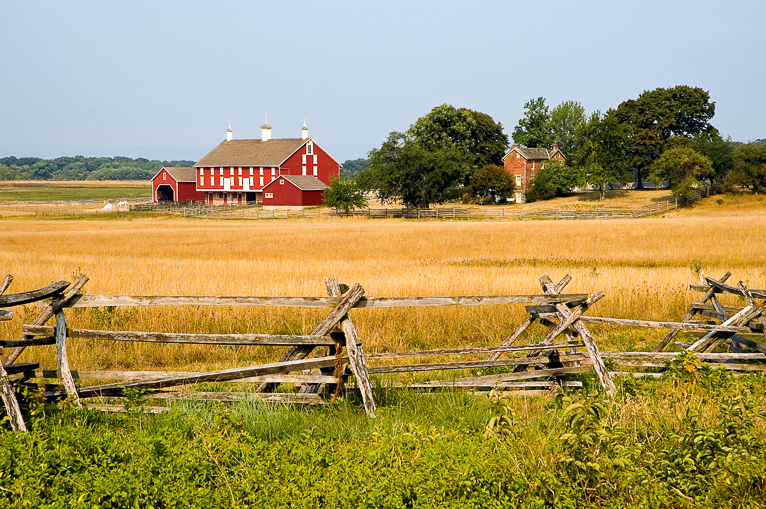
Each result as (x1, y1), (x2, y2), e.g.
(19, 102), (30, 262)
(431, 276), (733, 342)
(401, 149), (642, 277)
(1, 269), (764, 432)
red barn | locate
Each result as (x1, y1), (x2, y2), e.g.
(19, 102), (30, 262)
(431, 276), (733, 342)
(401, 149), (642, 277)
(261, 175), (329, 209)
(193, 123), (340, 206)
(151, 167), (205, 203)
(502, 145), (566, 203)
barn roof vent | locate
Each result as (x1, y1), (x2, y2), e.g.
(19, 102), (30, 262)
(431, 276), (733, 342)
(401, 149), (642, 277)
(302, 120), (308, 140)
(261, 116), (272, 142)
(226, 121), (233, 142)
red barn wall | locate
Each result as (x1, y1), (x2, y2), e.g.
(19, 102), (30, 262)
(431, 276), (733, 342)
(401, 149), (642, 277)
(177, 182), (205, 202)
(282, 142), (339, 185)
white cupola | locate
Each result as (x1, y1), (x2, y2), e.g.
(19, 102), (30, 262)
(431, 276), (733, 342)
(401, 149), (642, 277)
(261, 122), (272, 142)
(301, 121), (308, 140)
(226, 122), (233, 141)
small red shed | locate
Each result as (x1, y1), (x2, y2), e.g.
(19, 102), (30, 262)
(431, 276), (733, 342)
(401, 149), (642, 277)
(151, 167), (205, 203)
(261, 175), (329, 210)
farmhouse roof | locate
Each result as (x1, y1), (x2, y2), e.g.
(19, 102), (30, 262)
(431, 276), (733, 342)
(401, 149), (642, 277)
(152, 166), (196, 182)
(194, 139), (307, 168)
(502, 146), (566, 161)
(263, 175), (329, 191)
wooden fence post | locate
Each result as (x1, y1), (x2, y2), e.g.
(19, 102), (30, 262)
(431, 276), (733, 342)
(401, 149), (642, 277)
(55, 311), (81, 408)
(323, 278), (376, 417)
(0, 275), (26, 431)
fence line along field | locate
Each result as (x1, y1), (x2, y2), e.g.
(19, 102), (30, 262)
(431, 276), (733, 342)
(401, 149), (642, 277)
(1, 214), (765, 372)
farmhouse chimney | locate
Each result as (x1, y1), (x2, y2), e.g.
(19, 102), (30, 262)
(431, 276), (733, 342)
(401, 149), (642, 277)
(226, 122), (233, 142)
(261, 122), (272, 142)
(301, 121), (308, 140)
(552, 144), (559, 151)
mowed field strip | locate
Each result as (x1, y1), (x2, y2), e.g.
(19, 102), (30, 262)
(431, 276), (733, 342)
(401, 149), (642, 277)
(1, 205), (765, 371)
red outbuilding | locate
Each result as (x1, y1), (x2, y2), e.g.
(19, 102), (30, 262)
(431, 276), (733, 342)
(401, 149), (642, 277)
(151, 167), (205, 203)
(261, 175), (329, 209)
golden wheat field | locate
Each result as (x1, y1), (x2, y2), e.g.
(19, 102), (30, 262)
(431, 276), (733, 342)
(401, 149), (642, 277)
(1, 195), (765, 373)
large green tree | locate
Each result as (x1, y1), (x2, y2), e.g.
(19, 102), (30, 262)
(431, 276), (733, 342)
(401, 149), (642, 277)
(550, 101), (586, 163)
(407, 104), (508, 169)
(612, 85), (718, 188)
(358, 132), (469, 208)
(727, 143), (766, 194)
(512, 97), (553, 148)
(323, 175), (368, 213)
(525, 161), (577, 202)
(576, 112), (632, 200)
(468, 164), (515, 204)
(649, 147), (713, 201)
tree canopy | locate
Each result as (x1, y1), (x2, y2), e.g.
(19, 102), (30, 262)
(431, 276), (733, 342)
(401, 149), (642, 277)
(468, 164), (515, 204)
(525, 161), (577, 202)
(407, 104), (508, 168)
(358, 132), (469, 208)
(323, 175), (368, 213)
(649, 147), (713, 201)
(512, 97), (553, 149)
(612, 85), (718, 188)
(727, 143), (766, 194)
(550, 101), (586, 164)
(576, 112), (632, 199)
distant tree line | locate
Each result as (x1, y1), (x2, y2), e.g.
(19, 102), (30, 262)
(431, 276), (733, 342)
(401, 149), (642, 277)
(0, 156), (195, 181)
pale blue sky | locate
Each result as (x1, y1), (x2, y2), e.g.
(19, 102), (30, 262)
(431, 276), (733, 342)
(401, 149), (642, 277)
(1, 0), (764, 162)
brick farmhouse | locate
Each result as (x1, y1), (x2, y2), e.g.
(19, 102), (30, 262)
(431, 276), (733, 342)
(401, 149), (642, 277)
(502, 145), (566, 203)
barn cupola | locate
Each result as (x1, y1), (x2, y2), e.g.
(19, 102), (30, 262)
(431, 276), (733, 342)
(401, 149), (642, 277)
(261, 122), (272, 142)
(226, 122), (233, 142)
(301, 121), (308, 140)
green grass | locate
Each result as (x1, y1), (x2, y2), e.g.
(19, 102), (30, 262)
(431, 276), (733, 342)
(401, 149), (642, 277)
(2, 369), (766, 508)
(0, 181), (150, 202)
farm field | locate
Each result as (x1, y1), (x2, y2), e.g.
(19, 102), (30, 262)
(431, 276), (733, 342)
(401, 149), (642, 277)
(1, 194), (766, 507)
(0, 180), (151, 202)
(1, 196), (766, 372)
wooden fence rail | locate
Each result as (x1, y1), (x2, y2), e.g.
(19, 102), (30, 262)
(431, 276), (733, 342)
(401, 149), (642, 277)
(2, 267), (764, 431)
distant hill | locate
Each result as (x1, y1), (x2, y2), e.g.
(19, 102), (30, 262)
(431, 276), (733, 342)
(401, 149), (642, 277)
(0, 156), (195, 181)
(340, 158), (370, 179)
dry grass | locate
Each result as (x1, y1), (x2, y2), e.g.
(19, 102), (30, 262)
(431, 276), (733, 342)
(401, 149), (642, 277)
(1, 200), (764, 372)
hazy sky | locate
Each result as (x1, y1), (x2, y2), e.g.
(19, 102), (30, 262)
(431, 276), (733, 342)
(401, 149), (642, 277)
(1, 1), (764, 163)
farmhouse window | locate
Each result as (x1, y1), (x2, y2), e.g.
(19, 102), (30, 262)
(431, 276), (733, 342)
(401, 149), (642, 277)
(516, 175), (522, 186)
